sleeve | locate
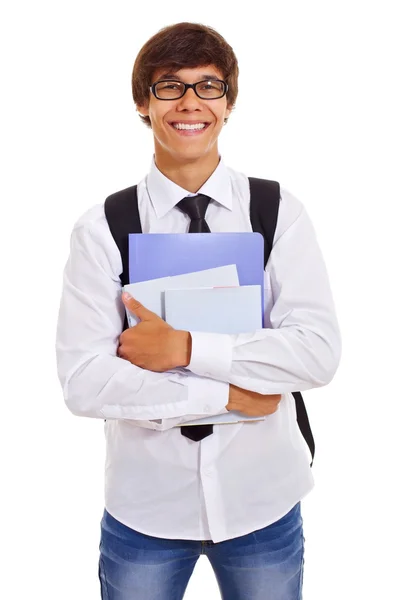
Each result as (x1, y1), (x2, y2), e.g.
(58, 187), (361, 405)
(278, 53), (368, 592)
(55, 206), (229, 430)
(187, 191), (342, 394)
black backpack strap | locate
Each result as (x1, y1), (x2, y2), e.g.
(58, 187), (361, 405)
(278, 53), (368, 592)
(104, 184), (142, 334)
(292, 391), (315, 465)
(104, 185), (142, 286)
(249, 177), (280, 267)
(249, 177), (315, 466)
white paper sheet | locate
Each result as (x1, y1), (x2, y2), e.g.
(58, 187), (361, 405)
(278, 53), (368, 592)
(123, 264), (239, 326)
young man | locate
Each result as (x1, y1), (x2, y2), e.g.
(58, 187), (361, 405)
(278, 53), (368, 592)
(56, 22), (341, 600)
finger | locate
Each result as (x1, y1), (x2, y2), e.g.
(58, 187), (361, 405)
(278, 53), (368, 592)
(121, 292), (158, 321)
(117, 343), (128, 360)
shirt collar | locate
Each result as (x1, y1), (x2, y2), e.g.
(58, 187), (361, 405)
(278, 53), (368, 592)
(146, 155), (233, 219)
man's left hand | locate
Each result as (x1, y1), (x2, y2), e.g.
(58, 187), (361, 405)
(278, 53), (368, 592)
(118, 292), (192, 372)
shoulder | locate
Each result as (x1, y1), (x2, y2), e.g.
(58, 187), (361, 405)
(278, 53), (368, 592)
(226, 163), (305, 227)
(69, 202), (122, 278)
(73, 203), (106, 232)
(71, 202), (116, 247)
(277, 186), (305, 230)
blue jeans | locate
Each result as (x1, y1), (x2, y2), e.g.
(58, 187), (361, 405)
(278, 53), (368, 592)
(98, 503), (304, 599)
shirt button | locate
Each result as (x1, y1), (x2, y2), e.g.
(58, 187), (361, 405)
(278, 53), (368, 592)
(204, 404), (211, 412)
(205, 372), (211, 377)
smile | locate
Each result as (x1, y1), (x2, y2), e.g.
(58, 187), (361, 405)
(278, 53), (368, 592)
(168, 122), (211, 136)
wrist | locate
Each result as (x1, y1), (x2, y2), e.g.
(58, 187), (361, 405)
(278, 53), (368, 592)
(174, 330), (192, 368)
(227, 384), (242, 412)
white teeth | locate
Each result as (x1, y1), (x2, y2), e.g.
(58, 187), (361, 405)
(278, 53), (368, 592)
(172, 123), (206, 130)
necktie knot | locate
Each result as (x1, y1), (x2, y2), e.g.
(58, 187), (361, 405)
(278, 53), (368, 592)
(176, 194), (211, 233)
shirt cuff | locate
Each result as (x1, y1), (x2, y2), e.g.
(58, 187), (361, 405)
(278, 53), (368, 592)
(184, 373), (229, 415)
(188, 331), (233, 381)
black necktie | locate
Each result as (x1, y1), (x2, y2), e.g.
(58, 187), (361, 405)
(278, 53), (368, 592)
(176, 194), (214, 442)
(176, 194), (211, 233)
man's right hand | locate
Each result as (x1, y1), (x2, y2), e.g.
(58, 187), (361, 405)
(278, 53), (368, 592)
(226, 384), (282, 417)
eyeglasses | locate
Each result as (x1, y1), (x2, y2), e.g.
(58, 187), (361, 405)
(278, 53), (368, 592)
(150, 79), (228, 101)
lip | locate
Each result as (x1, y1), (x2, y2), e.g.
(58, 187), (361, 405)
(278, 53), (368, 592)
(168, 122), (211, 136)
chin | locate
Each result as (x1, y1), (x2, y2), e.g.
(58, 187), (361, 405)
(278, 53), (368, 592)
(172, 149), (209, 163)
(163, 140), (212, 159)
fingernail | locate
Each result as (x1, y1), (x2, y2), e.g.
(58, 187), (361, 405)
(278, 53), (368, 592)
(122, 292), (131, 300)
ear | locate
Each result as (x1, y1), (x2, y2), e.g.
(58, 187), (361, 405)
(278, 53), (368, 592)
(136, 101), (149, 117)
(224, 103), (233, 121)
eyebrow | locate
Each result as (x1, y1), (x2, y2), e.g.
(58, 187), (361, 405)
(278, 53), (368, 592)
(156, 73), (221, 81)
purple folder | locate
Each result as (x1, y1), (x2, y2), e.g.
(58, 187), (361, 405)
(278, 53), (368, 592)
(128, 232), (265, 324)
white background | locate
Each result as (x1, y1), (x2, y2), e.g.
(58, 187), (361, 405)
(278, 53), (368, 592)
(1, 1), (399, 598)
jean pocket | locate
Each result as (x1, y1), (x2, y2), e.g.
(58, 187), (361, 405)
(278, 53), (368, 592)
(253, 503), (302, 543)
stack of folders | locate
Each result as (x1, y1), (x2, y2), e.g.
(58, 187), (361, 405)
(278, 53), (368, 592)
(123, 232), (267, 427)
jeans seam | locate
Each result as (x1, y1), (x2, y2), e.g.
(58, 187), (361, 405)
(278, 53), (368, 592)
(99, 556), (110, 600)
(297, 534), (305, 600)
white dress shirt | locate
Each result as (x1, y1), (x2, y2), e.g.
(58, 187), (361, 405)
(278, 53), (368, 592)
(56, 156), (341, 543)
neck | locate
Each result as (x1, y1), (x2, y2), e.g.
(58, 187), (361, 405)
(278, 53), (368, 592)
(153, 146), (220, 193)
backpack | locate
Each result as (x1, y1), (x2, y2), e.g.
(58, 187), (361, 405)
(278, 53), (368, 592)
(104, 177), (315, 466)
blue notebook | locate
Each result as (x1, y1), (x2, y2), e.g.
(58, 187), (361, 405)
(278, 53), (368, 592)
(128, 232), (265, 324)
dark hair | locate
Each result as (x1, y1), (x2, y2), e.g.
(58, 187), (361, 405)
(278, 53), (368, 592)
(131, 22), (239, 128)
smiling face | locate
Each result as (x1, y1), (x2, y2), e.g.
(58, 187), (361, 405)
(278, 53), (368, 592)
(136, 65), (232, 167)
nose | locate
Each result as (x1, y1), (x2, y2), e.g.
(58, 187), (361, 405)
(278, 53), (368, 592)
(176, 87), (203, 111)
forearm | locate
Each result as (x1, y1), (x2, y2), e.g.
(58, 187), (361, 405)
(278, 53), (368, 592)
(56, 216), (228, 429)
(186, 204), (342, 394)
(58, 352), (228, 427)
(187, 323), (341, 395)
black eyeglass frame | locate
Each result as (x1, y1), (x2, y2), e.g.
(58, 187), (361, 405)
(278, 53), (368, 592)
(150, 79), (229, 101)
